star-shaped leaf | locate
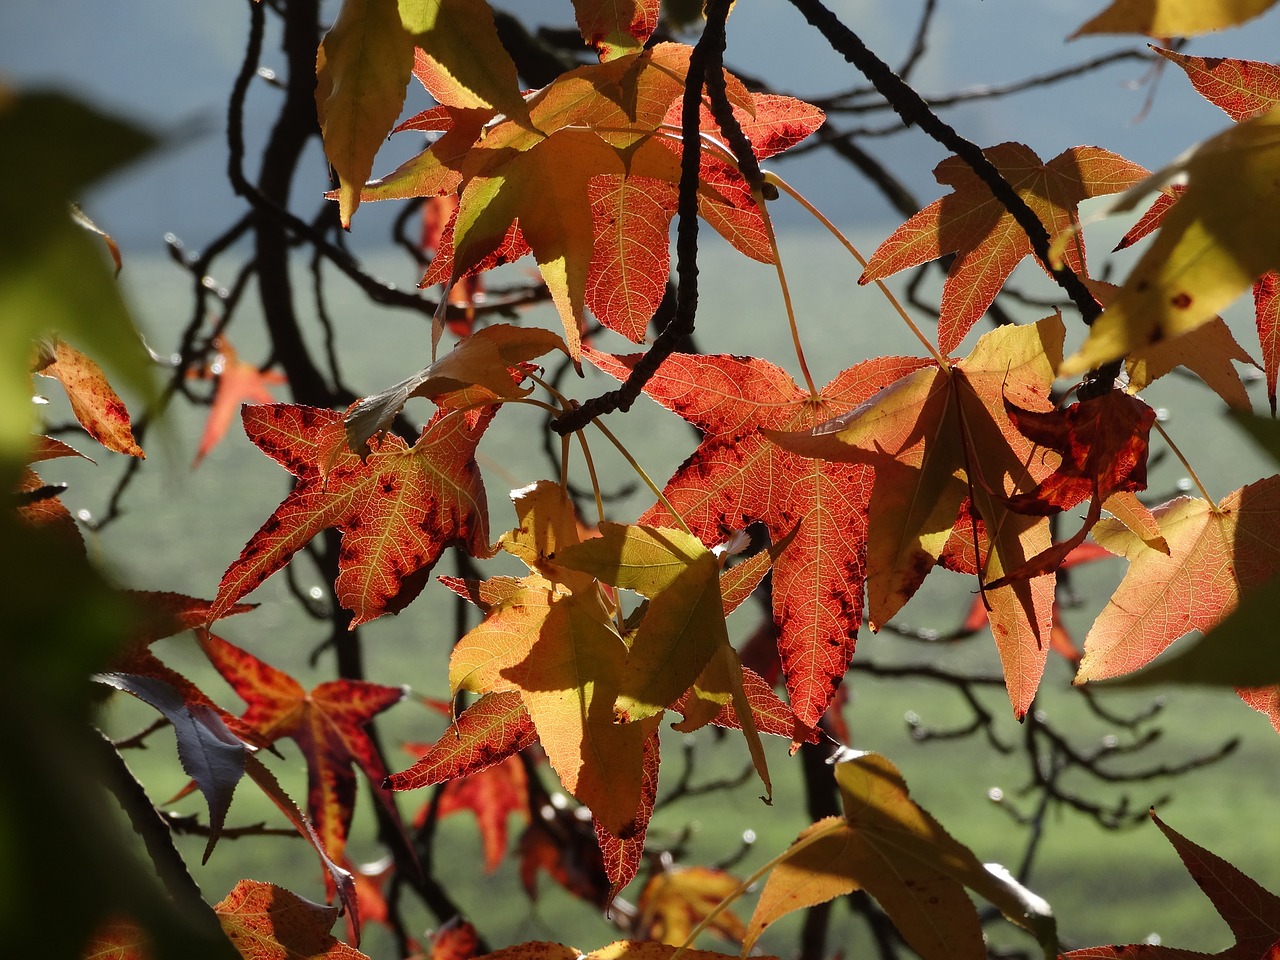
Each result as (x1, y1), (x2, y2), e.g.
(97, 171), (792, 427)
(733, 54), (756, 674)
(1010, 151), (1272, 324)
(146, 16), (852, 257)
(585, 347), (931, 728)
(771, 316), (1065, 717)
(636, 866), (747, 946)
(199, 633), (408, 867)
(1078, 476), (1280, 682)
(191, 336), (285, 468)
(1062, 810), (1280, 960)
(211, 403), (494, 626)
(861, 145), (1146, 352)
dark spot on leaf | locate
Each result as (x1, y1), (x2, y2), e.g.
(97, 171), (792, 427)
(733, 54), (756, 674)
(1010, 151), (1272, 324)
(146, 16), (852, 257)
(1171, 291), (1193, 310)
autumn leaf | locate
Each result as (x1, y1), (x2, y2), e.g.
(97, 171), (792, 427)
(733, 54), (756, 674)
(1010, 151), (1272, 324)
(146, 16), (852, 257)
(743, 751), (1056, 960)
(215, 880), (368, 960)
(860, 145), (1146, 352)
(344, 325), (565, 457)
(1072, 0), (1279, 37)
(1077, 476), (1280, 682)
(1062, 810), (1280, 960)
(635, 866), (747, 946)
(770, 315), (1065, 718)
(192, 336), (285, 468)
(570, 0), (658, 61)
(199, 633), (408, 869)
(388, 690), (537, 790)
(585, 347), (932, 728)
(476, 941), (777, 960)
(1061, 106), (1280, 376)
(399, 0), (527, 117)
(1153, 48), (1280, 122)
(435, 752), (530, 873)
(316, 0), (415, 226)
(33, 336), (144, 458)
(211, 403), (494, 627)
(429, 918), (479, 960)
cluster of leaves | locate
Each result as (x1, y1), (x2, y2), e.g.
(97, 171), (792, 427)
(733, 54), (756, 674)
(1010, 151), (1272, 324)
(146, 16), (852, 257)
(14, 0), (1280, 958)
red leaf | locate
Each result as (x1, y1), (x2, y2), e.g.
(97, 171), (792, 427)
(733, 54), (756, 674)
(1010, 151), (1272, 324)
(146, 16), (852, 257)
(435, 754), (530, 873)
(595, 729), (660, 899)
(211, 403), (494, 626)
(519, 802), (612, 908)
(862, 144), (1147, 352)
(389, 690), (536, 789)
(192, 336), (285, 468)
(215, 880), (367, 960)
(585, 348), (930, 728)
(1154, 48), (1280, 122)
(200, 633), (408, 868)
(1062, 810), (1280, 960)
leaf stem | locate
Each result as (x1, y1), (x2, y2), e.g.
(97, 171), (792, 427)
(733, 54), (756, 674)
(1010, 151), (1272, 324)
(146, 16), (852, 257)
(755, 190), (819, 397)
(765, 171), (948, 368)
(672, 816), (848, 960)
(1152, 418), (1217, 509)
(531, 374), (691, 534)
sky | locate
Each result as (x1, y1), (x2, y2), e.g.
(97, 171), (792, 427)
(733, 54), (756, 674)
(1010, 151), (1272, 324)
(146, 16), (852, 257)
(2, 0), (1277, 249)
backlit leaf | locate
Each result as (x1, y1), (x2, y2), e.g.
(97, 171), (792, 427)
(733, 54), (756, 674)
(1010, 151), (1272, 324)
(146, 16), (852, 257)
(571, 0), (658, 61)
(1062, 107), (1280, 376)
(399, 0), (526, 117)
(586, 347), (931, 728)
(316, 0), (415, 226)
(211, 403), (494, 626)
(1072, 0), (1279, 37)
(34, 336), (143, 458)
(636, 866), (747, 946)
(1061, 811), (1280, 959)
(861, 145), (1145, 352)
(200, 633), (408, 868)
(1078, 476), (1280, 681)
(215, 880), (368, 960)
(192, 337), (285, 468)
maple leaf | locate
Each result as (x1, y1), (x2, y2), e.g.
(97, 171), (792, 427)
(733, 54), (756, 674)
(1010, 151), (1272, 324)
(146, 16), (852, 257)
(771, 315), (1065, 718)
(447, 484), (651, 836)
(1062, 810), (1280, 960)
(743, 751), (1056, 960)
(343, 324), (565, 457)
(478, 941), (777, 960)
(1153, 48), (1280, 122)
(429, 918), (480, 960)
(1061, 106), (1280, 377)
(315, 0), (415, 226)
(571, 0), (658, 61)
(210, 402), (494, 627)
(215, 880), (368, 960)
(585, 347), (932, 728)
(1109, 49), (1280, 409)
(33, 336), (144, 458)
(1072, 0), (1280, 37)
(192, 336), (285, 467)
(399, 0), (527, 117)
(1077, 475), (1280, 682)
(388, 690), (537, 790)
(199, 632), (408, 869)
(636, 866), (747, 946)
(860, 145), (1147, 352)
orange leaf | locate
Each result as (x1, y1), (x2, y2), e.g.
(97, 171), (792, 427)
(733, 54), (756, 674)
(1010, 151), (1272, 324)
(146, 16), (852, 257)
(860, 145), (1146, 352)
(34, 337), (144, 458)
(771, 316), (1065, 717)
(586, 347), (931, 728)
(192, 336), (285, 468)
(1079, 476), (1280, 681)
(215, 880), (368, 960)
(636, 866), (747, 946)
(211, 403), (494, 626)
(389, 691), (536, 790)
(571, 0), (658, 61)
(200, 633), (408, 867)
(1153, 48), (1280, 121)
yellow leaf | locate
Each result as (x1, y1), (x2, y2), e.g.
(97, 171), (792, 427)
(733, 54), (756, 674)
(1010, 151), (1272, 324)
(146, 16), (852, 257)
(1062, 107), (1280, 376)
(316, 0), (415, 227)
(1072, 0), (1279, 37)
(399, 0), (527, 117)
